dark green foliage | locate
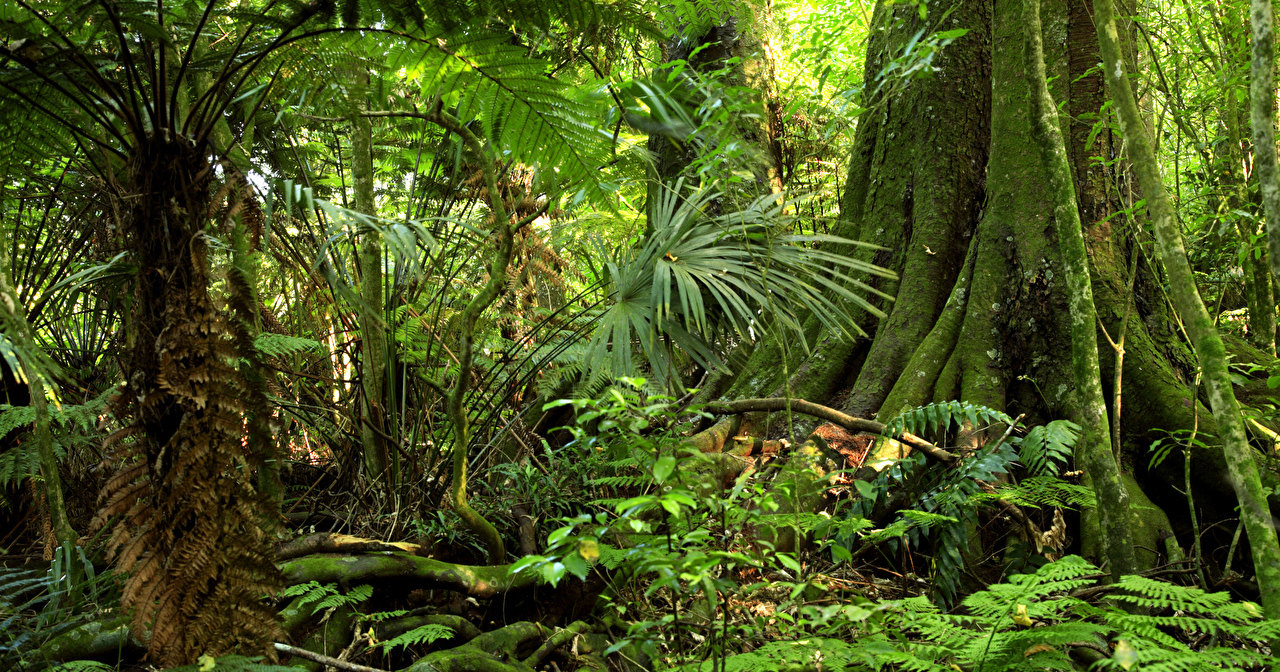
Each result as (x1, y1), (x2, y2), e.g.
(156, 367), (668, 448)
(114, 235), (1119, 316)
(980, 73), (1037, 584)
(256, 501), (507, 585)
(875, 556), (1280, 671)
(586, 187), (893, 391)
(857, 402), (1021, 604)
(167, 655), (302, 672)
(0, 558), (121, 670)
(252, 333), (324, 360)
(0, 387), (113, 489)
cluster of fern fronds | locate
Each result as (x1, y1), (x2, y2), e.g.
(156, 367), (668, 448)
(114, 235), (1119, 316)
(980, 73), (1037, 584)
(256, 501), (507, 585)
(669, 555), (1279, 672)
(866, 555), (1280, 671)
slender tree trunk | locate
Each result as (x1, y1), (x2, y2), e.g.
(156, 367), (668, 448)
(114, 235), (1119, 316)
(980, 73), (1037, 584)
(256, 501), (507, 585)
(429, 109), (509, 563)
(350, 72), (393, 490)
(1094, 0), (1280, 614)
(1250, 0), (1280, 326)
(1023, 0), (1135, 577)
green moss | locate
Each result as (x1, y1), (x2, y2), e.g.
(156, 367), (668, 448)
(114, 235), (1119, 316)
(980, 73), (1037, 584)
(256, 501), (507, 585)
(1081, 473), (1173, 572)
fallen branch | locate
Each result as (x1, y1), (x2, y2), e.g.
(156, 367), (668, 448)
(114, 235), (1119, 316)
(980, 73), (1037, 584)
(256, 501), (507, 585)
(278, 532), (425, 561)
(704, 398), (958, 463)
(274, 642), (388, 672)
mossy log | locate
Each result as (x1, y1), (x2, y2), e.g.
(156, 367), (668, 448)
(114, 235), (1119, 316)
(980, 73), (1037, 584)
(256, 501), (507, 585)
(278, 532), (426, 561)
(35, 614), (143, 662)
(379, 613), (482, 643)
(279, 550), (535, 598)
(404, 620), (544, 672)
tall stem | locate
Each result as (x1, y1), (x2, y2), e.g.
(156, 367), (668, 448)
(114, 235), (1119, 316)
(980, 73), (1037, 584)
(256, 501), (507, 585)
(1095, 0), (1280, 614)
(1022, 0), (1135, 578)
(429, 107), (510, 563)
(350, 71), (392, 489)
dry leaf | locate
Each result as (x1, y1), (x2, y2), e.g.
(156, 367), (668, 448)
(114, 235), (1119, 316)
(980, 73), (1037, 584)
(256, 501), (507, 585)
(1012, 604), (1033, 627)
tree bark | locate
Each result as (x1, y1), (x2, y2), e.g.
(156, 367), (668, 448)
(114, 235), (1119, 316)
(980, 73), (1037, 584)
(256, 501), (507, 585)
(351, 71), (393, 490)
(714, 0), (1270, 582)
(1250, 0), (1280, 332)
(1023, 0), (1136, 577)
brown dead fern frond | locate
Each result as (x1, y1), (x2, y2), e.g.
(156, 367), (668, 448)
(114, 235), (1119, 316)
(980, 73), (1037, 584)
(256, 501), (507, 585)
(98, 136), (281, 666)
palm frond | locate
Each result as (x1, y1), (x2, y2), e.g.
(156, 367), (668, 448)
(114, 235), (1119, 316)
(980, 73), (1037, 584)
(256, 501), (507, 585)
(582, 182), (894, 392)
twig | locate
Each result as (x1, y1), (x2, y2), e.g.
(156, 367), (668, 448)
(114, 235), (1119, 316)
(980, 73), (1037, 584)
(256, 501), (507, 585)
(273, 642), (391, 672)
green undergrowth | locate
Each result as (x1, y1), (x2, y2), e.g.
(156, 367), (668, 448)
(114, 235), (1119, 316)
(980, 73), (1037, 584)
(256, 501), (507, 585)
(669, 555), (1280, 671)
(8, 388), (1280, 671)
(508, 387), (1280, 671)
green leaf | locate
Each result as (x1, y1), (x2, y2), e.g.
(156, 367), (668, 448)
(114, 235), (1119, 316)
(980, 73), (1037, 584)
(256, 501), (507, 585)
(653, 455), (676, 484)
(547, 525), (575, 547)
(563, 550), (590, 580)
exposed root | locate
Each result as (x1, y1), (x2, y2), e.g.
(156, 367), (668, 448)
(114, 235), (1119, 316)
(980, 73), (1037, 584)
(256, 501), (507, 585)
(279, 551), (534, 599)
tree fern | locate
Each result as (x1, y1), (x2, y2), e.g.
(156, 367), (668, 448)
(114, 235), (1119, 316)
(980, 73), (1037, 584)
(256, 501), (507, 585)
(387, 28), (613, 201)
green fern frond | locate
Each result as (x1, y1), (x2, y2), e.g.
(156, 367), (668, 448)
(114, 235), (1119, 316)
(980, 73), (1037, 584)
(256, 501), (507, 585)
(376, 623), (455, 652)
(387, 28), (612, 201)
(882, 400), (1014, 438)
(1015, 419), (1079, 476)
(974, 476), (1096, 510)
(253, 333), (324, 359)
(0, 405), (36, 440)
(46, 662), (116, 671)
(279, 581), (372, 611)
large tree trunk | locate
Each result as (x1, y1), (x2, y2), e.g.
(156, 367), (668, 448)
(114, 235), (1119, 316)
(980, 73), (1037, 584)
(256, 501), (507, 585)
(719, 0), (1279, 581)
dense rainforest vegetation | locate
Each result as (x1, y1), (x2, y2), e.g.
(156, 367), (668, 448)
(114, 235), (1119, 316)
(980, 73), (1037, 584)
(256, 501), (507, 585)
(7, 0), (1280, 668)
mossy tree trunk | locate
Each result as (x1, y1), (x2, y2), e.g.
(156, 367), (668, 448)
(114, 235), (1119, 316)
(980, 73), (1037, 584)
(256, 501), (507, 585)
(1250, 0), (1280, 325)
(728, 0), (991, 433)
(1022, 0), (1136, 577)
(718, 0), (1275, 581)
(1093, 0), (1280, 615)
(350, 71), (394, 491)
